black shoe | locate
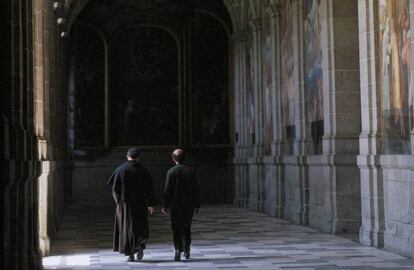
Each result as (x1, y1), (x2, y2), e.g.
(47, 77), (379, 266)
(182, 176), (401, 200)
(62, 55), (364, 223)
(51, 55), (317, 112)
(136, 249), (144, 261)
(174, 251), (181, 261)
(184, 251), (190, 259)
(127, 255), (135, 262)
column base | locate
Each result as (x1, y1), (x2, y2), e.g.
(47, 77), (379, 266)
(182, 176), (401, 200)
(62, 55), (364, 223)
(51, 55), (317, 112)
(359, 225), (384, 247)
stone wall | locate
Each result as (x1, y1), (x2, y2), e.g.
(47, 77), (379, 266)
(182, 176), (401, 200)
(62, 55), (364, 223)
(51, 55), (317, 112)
(232, 0), (361, 236)
(1, 0), (72, 269)
(232, 0), (414, 258)
(358, 0), (414, 257)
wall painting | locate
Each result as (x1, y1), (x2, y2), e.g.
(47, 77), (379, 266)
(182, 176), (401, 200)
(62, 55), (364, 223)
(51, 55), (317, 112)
(378, 0), (412, 154)
(304, 0), (324, 154)
(110, 27), (179, 146)
(280, 0), (296, 153)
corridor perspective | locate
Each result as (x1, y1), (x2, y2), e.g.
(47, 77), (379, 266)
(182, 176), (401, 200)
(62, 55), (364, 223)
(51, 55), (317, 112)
(2, 0), (414, 269)
(43, 206), (414, 270)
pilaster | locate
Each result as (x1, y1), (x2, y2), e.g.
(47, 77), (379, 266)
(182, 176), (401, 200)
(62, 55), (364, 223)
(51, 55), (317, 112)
(357, 0), (385, 247)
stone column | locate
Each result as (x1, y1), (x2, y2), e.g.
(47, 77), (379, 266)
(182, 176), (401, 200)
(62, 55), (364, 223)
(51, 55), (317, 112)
(270, 2), (286, 218)
(33, 0), (70, 256)
(261, 2), (283, 217)
(357, 0), (384, 247)
(249, 17), (267, 212)
(34, 0), (52, 256)
(279, 0), (309, 225)
(232, 30), (249, 208)
(307, 0), (361, 234)
(234, 29), (246, 208)
(250, 18), (265, 157)
(296, 0), (309, 227)
(2, 0), (43, 269)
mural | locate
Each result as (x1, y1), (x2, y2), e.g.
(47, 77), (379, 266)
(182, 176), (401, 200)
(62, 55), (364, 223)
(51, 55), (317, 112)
(73, 24), (105, 148)
(262, 3), (273, 155)
(280, 0), (296, 152)
(191, 12), (230, 145)
(378, 0), (412, 154)
(304, 0), (324, 154)
(110, 27), (179, 146)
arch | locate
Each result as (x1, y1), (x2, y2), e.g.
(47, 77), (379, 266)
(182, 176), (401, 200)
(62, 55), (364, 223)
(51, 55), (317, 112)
(63, 0), (241, 36)
(222, 0), (243, 32)
(195, 9), (232, 37)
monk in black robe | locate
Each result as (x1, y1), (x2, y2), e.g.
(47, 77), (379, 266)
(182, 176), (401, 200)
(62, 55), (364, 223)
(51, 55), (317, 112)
(107, 147), (156, 262)
(162, 149), (200, 261)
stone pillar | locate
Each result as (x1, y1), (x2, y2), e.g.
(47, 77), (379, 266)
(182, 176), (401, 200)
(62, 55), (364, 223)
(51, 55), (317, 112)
(357, 0), (384, 247)
(261, 2), (282, 217)
(307, 0), (361, 234)
(251, 18), (265, 157)
(270, 2), (286, 218)
(358, 0), (414, 256)
(248, 17), (267, 212)
(33, 0), (71, 257)
(278, 0), (309, 225)
(34, 0), (51, 255)
(232, 30), (249, 208)
(233, 30), (245, 207)
(2, 0), (43, 269)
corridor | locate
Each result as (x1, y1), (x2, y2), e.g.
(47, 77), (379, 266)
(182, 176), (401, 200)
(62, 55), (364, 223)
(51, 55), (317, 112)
(43, 205), (414, 270)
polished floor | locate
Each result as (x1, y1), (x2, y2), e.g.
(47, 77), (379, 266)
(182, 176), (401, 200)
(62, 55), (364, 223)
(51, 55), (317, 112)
(43, 205), (414, 270)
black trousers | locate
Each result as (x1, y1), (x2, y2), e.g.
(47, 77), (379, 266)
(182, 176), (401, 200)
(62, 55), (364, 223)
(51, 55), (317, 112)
(170, 208), (194, 252)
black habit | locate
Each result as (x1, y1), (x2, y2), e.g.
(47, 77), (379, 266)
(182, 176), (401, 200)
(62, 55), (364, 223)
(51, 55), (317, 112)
(163, 164), (200, 252)
(107, 160), (156, 256)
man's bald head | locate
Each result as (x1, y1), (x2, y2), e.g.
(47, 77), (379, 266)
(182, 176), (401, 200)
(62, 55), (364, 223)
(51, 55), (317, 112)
(172, 149), (186, 164)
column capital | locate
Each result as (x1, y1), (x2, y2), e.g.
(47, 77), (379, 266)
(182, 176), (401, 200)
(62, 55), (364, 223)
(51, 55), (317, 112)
(249, 19), (262, 32)
(266, 4), (281, 18)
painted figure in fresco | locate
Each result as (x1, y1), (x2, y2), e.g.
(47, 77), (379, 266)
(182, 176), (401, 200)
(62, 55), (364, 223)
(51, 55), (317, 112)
(107, 147), (156, 262)
(162, 149), (200, 261)
(379, 0), (412, 153)
(400, 7), (412, 131)
(304, 0), (323, 123)
(381, 17), (392, 113)
(304, 0), (324, 153)
(281, 0), (296, 137)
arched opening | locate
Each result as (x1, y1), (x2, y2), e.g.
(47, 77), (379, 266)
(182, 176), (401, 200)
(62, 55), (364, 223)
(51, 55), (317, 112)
(29, 1), (238, 265)
(64, 0), (234, 208)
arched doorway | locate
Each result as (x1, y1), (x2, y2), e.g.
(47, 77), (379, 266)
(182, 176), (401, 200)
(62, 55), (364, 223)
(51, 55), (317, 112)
(66, 0), (234, 204)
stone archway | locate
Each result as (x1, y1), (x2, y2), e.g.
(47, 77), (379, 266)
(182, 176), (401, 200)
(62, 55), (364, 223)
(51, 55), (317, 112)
(31, 0), (244, 259)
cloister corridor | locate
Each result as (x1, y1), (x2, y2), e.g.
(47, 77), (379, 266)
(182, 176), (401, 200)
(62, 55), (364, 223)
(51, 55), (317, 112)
(43, 206), (414, 270)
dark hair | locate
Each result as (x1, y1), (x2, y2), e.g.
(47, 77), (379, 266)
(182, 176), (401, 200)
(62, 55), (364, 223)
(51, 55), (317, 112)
(172, 149), (186, 163)
(127, 147), (140, 159)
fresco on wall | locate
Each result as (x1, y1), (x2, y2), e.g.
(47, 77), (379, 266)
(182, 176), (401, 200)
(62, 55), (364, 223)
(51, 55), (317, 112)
(73, 24), (105, 148)
(110, 27), (179, 146)
(262, 3), (273, 155)
(378, 0), (412, 154)
(304, 0), (324, 154)
(280, 0), (296, 152)
(191, 12), (229, 145)
(246, 34), (255, 144)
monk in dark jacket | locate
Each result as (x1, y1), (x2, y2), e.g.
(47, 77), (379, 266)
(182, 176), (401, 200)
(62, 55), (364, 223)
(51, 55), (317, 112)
(107, 147), (156, 262)
(162, 149), (200, 261)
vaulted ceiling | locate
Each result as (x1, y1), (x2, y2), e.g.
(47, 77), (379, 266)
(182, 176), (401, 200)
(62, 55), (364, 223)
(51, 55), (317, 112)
(52, 0), (239, 37)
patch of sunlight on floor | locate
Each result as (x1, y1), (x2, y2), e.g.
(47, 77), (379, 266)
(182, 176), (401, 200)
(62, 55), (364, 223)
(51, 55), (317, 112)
(43, 254), (90, 268)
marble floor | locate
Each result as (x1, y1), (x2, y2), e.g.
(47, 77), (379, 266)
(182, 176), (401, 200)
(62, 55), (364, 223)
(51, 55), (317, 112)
(43, 205), (414, 270)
